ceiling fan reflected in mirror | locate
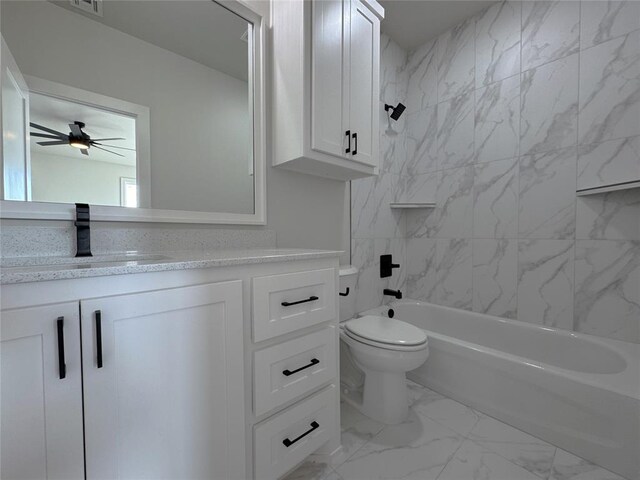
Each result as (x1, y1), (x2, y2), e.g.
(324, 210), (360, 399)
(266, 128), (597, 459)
(29, 121), (133, 157)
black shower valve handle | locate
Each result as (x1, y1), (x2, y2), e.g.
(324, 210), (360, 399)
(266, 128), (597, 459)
(380, 254), (400, 278)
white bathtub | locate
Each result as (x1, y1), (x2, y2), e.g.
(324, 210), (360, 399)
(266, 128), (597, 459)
(361, 300), (640, 480)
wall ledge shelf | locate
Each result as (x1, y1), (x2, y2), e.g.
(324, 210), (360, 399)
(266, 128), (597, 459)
(576, 180), (640, 197)
(390, 202), (436, 209)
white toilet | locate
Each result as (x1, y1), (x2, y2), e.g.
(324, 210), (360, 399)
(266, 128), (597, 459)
(338, 265), (429, 424)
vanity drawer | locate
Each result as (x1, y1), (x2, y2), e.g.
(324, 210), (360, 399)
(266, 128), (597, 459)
(254, 385), (336, 480)
(252, 268), (336, 342)
(254, 327), (337, 416)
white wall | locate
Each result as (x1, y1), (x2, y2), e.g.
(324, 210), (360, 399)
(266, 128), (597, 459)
(1, 0), (254, 214)
(31, 153), (136, 206)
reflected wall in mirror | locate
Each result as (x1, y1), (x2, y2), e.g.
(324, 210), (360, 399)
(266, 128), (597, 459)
(1, 0), (257, 216)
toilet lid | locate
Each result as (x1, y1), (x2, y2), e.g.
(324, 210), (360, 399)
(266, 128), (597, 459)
(345, 315), (427, 346)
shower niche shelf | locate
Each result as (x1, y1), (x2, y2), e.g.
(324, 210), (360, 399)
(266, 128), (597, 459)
(576, 180), (640, 197)
(390, 202), (436, 209)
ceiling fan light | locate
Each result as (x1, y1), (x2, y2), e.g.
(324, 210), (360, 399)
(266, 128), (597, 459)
(70, 140), (89, 150)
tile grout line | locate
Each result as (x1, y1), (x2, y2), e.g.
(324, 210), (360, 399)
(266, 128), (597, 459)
(572, 0), (582, 334)
(545, 447), (561, 480)
(337, 381), (629, 480)
(433, 437), (467, 480)
(517, 0), (524, 324)
(420, 391), (560, 480)
(464, 417), (557, 480)
(333, 420), (387, 473)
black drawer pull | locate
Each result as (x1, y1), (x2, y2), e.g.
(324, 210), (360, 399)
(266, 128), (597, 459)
(283, 358), (320, 376)
(95, 310), (103, 368)
(283, 421), (320, 447)
(352, 132), (358, 155)
(56, 317), (66, 379)
(339, 287), (350, 297)
(281, 296), (319, 307)
(345, 130), (351, 154)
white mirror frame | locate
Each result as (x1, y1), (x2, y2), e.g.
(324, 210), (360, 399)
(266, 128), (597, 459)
(0, 0), (266, 225)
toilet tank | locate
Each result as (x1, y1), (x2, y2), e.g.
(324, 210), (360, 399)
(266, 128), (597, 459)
(339, 265), (358, 322)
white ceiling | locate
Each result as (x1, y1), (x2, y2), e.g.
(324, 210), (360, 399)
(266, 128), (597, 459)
(380, 0), (497, 50)
(29, 93), (137, 166)
(51, 0), (249, 81)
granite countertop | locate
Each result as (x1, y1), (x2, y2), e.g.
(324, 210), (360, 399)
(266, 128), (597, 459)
(0, 248), (343, 284)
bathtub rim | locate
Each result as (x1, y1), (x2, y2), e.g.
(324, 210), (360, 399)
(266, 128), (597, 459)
(360, 299), (640, 402)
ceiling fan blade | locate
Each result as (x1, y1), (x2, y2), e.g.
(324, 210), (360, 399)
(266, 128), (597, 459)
(90, 137), (126, 142)
(37, 140), (69, 146)
(81, 148), (89, 156)
(91, 142), (136, 151)
(69, 123), (83, 136)
(30, 132), (66, 140)
(92, 145), (125, 157)
(29, 122), (68, 138)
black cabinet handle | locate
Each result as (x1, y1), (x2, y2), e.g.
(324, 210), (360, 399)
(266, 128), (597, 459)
(339, 287), (350, 297)
(95, 310), (103, 368)
(283, 358), (320, 377)
(281, 296), (319, 307)
(56, 317), (66, 379)
(352, 132), (358, 155)
(283, 421), (320, 447)
(345, 130), (351, 154)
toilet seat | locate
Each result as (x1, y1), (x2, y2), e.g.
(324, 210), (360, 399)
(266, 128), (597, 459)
(344, 315), (427, 352)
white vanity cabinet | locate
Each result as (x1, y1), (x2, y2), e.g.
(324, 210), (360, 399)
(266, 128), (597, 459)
(80, 282), (243, 480)
(250, 267), (340, 479)
(0, 254), (340, 480)
(272, 0), (384, 180)
(1, 281), (243, 480)
(1, 303), (84, 480)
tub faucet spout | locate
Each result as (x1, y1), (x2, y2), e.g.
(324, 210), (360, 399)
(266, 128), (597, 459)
(383, 288), (402, 299)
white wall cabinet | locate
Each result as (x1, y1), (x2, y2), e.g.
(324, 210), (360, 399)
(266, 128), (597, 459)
(273, 0), (383, 180)
(346, 0), (380, 167)
(1, 303), (84, 480)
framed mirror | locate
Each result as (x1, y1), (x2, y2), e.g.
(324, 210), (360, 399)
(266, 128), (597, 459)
(0, 0), (265, 224)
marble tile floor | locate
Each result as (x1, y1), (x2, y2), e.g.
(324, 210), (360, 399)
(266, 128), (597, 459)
(284, 381), (625, 480)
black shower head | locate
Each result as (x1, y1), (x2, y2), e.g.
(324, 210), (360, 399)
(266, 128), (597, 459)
(385, 102), (406, 121)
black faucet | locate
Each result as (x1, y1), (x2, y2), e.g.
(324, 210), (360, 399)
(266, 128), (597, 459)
(75, 203), (92, 257)
(383, 288), (403, 299)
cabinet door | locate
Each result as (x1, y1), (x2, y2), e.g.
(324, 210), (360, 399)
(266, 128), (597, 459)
(81, 281), (244, 480)
(348, 0), (380, 167)
(1, 303), (84, 480)
(311, 0), (350, 158)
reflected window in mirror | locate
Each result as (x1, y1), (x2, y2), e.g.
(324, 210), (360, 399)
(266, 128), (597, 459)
(120, 177), (138, 208)
(29, 92), (138, 207)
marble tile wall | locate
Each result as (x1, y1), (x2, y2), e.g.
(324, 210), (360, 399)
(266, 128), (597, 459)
(352, 1), (640, 343)
(404, 0), (640, 343)
(350, 34), (408, 313)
